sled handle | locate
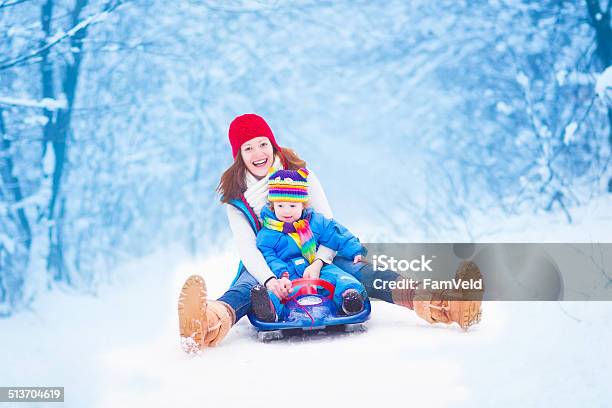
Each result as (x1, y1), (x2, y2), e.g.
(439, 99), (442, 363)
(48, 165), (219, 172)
(289, 278), (335, 300)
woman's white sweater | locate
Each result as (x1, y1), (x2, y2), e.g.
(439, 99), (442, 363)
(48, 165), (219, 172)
(225, 156), (336, 284)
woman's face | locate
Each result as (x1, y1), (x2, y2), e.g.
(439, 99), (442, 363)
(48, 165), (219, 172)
(240, 136), (274, 178)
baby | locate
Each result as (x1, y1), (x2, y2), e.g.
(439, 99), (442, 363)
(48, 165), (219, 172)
(251, 168), (367, 322)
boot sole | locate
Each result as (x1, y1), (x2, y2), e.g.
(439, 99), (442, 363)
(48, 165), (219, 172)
(454, 261), (483, 329)
(341, 289), (365, 315)
(250, 286), (277, 323)
(178, 275), (208, 353)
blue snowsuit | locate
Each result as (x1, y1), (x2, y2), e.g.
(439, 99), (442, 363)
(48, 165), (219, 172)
(256, 206), (366, 316)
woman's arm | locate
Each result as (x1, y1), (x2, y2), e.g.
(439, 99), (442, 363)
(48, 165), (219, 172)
(226, 204), (276, 285)
(308, 169), (337, 264)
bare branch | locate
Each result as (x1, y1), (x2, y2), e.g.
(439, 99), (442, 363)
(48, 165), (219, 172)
(0, 0), (30, 9)
(0, 0), (124, 71)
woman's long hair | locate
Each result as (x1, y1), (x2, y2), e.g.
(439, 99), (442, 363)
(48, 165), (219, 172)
(217, 146), (306, 204)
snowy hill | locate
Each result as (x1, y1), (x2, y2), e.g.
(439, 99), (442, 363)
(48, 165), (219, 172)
(1, 196), (611, 407)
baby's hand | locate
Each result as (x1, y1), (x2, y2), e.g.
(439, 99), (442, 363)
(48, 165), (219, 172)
(303, 258), (323, 280)
(303, 267), (320, 280)
(353, 254), (363, 264)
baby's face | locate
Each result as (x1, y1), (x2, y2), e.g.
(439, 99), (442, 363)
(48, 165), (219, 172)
(273, 202), (304, 222)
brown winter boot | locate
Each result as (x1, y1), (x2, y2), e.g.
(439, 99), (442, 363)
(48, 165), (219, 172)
(392, 261), (483, 330)
(178, 275), (236, 354)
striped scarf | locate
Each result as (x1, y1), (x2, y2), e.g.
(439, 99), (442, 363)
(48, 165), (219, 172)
(263, 215), (316, 264)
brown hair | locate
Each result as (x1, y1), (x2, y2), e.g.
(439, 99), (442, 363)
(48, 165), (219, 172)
(217, 146), (306, 203)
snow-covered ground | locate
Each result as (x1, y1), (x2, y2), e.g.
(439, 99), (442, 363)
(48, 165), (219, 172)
(1, 196), (611, 407)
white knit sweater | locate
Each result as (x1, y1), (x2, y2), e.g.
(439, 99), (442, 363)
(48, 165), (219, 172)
(225, 155), (336, 284)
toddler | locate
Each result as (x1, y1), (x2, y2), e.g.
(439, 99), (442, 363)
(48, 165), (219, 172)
(251, 168), (367, 322)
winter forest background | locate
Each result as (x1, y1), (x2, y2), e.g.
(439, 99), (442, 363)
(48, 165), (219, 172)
(1, 0), (611, 317)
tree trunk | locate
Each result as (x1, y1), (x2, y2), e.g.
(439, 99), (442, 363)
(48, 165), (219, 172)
(44, 0), (89, 283)
(0, 108), (30, 313)
(0, 108), (32, 249)
(40, 0), (55, 155)
(585, 0), (612, 192)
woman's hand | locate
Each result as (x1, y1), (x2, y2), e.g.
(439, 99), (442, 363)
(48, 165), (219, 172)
(353, 254), (363, 264)
(279, 276), (292, 296)
(303, 259), (323, 279)
(266, 276), (292, 299)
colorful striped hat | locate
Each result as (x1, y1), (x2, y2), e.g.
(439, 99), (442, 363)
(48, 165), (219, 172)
(268, 168), (310, 203)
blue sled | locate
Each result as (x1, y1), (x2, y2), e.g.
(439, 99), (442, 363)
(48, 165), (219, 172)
(248, 278), (371, 341)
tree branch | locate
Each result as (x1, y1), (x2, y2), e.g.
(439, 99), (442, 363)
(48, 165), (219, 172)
(0, 0), (124, 71)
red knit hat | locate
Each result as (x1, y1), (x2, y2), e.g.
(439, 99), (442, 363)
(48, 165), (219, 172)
(228, 114), (283, 161)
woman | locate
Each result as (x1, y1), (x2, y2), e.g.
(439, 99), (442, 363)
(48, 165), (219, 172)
(178, 114), (482, 352)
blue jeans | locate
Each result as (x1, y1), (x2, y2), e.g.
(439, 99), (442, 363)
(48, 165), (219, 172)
(217, 265), (259, 322)
(218, 256), (400, 323)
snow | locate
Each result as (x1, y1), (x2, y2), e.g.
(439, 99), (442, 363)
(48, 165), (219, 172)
(516, 71), (529, 88)
(42, 145), (55, 176)
(556, 69), (567, 86)
(102, 43), (121, 52)
(595, 65), (612, 98)
(495, 101), (513, 115)
(1, 198), (611, 407)
(567, 71), (592, 86)
(563, 121), (578, 145)
(47, 30), (67, 44)
(0, 96), (67, 110)
(0, 232), (15, 252)
(23, 114), (49, 126)
(470, 195), (612, 242)
(8, 190), (50, 211)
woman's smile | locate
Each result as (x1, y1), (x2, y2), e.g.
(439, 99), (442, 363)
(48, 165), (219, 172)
(252, 158), (268, 167)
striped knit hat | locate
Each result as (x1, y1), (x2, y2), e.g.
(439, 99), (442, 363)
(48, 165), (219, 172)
(268, 168), (309, 203)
